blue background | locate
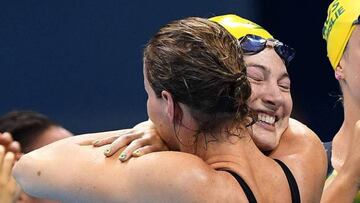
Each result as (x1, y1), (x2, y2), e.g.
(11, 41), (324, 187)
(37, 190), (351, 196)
(0, 0), (339, 141)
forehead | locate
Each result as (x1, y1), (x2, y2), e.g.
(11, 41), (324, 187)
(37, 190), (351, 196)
(244, 48), (288, 75)
(349, 26), (360, 46)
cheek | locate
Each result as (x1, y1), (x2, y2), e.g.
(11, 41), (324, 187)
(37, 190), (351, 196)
(146, 98), (156, 121)
(349, 67), (360, 84)
(283, 94), (293, 116)
(146, 96), (164, 125)
(146, 99), (150, 116)
(248, 85), (261, 107)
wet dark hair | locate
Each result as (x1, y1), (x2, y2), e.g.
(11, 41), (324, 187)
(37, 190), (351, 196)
(0, 110), (59, 153)
(143, 17), (251, 137)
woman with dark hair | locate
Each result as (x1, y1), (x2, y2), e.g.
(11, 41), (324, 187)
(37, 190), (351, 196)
(14, 17), (305, 202)
(95, 14), (327, 202)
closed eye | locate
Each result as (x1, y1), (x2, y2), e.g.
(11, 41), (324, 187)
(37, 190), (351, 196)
(278, 81), (290, 92)
(248, 75), (263, 82)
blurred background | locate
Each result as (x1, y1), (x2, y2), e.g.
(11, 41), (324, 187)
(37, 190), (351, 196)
(0, 0), (339, 141)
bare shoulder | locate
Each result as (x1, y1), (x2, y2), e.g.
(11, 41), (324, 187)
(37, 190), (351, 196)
(287, 118), (318, 138)
(128, 152), (242, 201)
(275, 118), (326, 164)
(282, 118), (324, 152)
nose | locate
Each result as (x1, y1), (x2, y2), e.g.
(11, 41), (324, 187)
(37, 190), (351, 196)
(261, 82), (284, 110)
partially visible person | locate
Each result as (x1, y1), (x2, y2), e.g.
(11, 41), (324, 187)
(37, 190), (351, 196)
(321, 0), (360, 202)
(0, 110), (73, 203)
(93, 14), (327, 202)
(13, 17), (317, 202)
(0, 111), (73, 153)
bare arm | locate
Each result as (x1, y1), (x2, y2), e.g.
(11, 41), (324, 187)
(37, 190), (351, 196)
(12, 131), (218, 202)
(321, 169), (359, 203)
(321, 120), (360, 203)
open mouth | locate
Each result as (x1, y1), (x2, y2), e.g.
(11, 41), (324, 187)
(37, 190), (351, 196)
(256, 112), (279, 126)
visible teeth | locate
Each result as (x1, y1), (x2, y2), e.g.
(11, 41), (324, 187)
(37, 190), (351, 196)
(257, 113), (275, 125)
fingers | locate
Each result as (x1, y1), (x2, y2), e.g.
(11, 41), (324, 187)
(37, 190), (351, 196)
(355, 120), (360, 134)
(0, 152), (15, 183)
(0, 145), (15, 185)
(7, 141), (21, 155)
(0, 132), (13, 147)
(0, 133), (21, 158)
(92, 129), (132, 147)
(118, 138), (149, 161)
(93, 136), (120, 147)
(104, 132), (143, 157)
(0, 149), (18, 203)
(132, 145), (163, 157)
(0, 145), (5, 168)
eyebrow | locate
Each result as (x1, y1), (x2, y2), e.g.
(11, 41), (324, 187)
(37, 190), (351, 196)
(246, 63), (290, 80)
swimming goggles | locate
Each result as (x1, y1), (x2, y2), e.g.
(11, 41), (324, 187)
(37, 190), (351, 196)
(239, 34), (296, 66)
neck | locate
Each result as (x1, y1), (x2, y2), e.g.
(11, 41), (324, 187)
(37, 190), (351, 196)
(183, 129), (266, 168)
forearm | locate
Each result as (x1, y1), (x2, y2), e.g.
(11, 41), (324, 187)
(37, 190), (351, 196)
(13, 129), (212, 202)
(12, 133), (119, 202)
(321, 168), (359, 203)
(12, 132), (191, 202)
(322, 121), (360, 202)
(13, 139), (85, 201)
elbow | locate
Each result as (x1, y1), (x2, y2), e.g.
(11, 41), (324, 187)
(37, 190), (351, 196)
(13, 153), (43, 197)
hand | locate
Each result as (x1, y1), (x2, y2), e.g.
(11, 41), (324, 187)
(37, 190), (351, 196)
(0, 133), (22, 160)
(93, 120), (169, 161)
(0, 145), (20, 203)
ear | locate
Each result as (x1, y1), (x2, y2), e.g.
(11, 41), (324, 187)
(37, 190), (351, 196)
(334, 62), (345, 81)
(161, 90), (176, 123)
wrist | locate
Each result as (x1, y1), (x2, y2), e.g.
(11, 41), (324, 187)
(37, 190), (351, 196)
(338, 163), (360, 189)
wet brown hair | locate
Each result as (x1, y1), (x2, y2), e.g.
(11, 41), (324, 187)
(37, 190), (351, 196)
(144, 17), (251, 137)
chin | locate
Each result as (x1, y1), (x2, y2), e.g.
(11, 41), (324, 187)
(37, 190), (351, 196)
(252, 134), (278, 152)
(256, 142), (277, 152)
(251, 126), (281, 151)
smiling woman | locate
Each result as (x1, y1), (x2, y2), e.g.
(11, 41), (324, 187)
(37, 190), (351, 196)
(11, 16), (325, 203)
(244, 43), (292, 151)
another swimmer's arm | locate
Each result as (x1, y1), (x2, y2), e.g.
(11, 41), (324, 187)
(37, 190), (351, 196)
(321, 121), (360, 203)
(321, 169), (359, 203)
(13, 133), (215, 202)
(12, 135), (97, 202)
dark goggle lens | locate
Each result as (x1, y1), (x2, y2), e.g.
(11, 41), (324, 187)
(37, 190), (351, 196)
(239, 35), (266, 53)
(275, 44), (296, 65)
(354, 15), (360, 25)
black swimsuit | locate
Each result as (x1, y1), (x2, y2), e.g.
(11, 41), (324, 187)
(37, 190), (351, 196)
(323, 141), (333, 176)
(221, 159), (300, 203)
